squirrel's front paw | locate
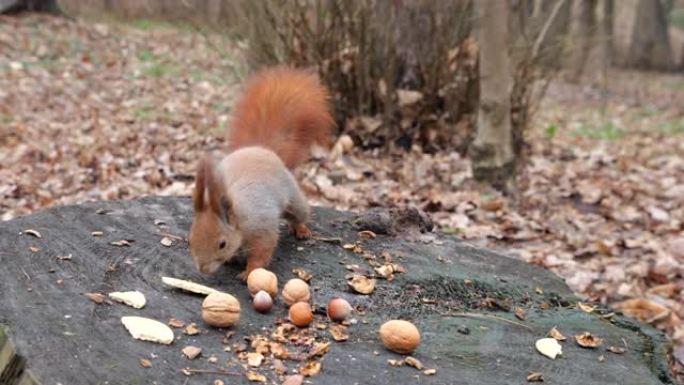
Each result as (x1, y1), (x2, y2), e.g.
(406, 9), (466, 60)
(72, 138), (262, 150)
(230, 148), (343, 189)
(237, 270), (249, 282)
(292, 223), (312, 240)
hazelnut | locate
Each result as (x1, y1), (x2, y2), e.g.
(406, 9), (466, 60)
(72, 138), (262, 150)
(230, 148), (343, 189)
(253, 290), (273, 313)
(379, 320), (420, 353)
(201, 292), (241, 327)
(247, 268), (278, 297)
(282, 278), (310, 305)
(327, 297), (352, 322)
(289, 302), (313, 328)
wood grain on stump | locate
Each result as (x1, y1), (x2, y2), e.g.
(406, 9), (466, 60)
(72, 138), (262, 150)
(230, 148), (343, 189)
(0, 197), (676, 384)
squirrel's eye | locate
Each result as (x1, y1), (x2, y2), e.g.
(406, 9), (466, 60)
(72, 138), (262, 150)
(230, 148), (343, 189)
(219, 240), (227, 250)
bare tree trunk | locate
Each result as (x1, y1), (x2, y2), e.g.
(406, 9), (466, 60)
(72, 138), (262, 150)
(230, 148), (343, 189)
(601, 0), (614, 67)
(568, 0), (598, 82)
(470, 0), (515, 190)
(0, 0), (60, 14)
(628, 0), (673, 70)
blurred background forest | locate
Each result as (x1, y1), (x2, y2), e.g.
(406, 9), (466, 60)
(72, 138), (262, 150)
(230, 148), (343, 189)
(1, 0), (683, 380)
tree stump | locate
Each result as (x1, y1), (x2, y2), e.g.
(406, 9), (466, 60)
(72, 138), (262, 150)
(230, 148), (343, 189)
(0, 197), (676, 384)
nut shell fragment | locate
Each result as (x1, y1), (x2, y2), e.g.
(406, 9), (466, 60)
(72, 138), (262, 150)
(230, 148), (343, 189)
(121, 316), (174, 344)
(109, 291), (146, 309)
(535, 338), (562, 359)
(161, 276), (219, 295)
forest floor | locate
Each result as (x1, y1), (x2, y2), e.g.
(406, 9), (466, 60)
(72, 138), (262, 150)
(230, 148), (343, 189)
(1, 14), (683, 379)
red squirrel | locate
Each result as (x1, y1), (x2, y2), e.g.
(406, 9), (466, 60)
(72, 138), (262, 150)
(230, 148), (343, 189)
(188, 67), (335, 279)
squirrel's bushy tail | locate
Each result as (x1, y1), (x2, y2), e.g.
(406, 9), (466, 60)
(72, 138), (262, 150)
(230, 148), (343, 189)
(227, 67), (335, 169)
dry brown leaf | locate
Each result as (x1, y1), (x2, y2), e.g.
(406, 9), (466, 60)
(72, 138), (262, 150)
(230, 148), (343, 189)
(310, 342), (331, 357)
(548, 327), (567, 341)
(404, 356), (424, 370)
(182, 346), (202, 359)
(273, 359), (288, 375)
(110, 239), (132, 247)
(282, 374), (304, 385)
(329, 324), (349, 341)
(358, 230), (376, 239)
(247, 352), (264, 367)
(168, 318), (185, 328)
(577, 302), (597, 313)
(23, 229), (42, 238)
(85, 292), (108, 304)
(515, 307), (526, 320)
(388, 359), (404, 367)
(375, 264), (394, 280)
(607, 346), (625, 354)
(139, 358), (151, 368)
(184, 323), (200, 336)
(527, 372), (544, 382)
(299, 361), (321, 377)
(575, 332), (603, 348)
(348, 275), (376, 294)
(613, 298), (670, 324)
(293, 268), (313, 282)
(246, 371), (266, 382)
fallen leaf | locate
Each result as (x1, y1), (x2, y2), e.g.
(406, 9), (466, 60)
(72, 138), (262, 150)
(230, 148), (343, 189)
(613, 298), (670, 324)
(607, 346), (625, 354)
(577, 302), (597, 313)
(23, 229), (41, 238)
(404, 356), (424, 370)
(548, 327), (566, 341)
(182, 346), (202, 359)
(247, 352), (264, 367)
(139, 358), (152, 368)
(282, 374), (304, 385)
(388, 359), (404, 367)
(527, 372), (544, 382)
(273, 359), (288, 375)
(515, 307), (526, 320)
(535, 338), (562, 359)
(575, 332), (603, 348)
(329, 324), (349, 341)
(293, 268), (313, 282)
(85, 292), (109, 304)
(246, 371), (266, 382)
(348, 275), (376, 294)
(184, 323), (200, 335)
(374, 264), (394, 280)
(168, 318), (185, 328)
(160, 236), (173, 246)
(299, 361), (321, 377)
(309, 342), (331, 357)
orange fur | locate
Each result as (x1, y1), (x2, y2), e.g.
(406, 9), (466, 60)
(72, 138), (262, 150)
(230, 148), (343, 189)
(228, 66), (335, 169)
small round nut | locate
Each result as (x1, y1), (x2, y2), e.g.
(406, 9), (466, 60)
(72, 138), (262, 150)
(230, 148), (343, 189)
(246, 268), (278, 298)
(282, 278), (310, 305)
(201, 292), (241, 327)
(289, 302), (313, 328)
(327, 297), (352, 322)
(379, 320), (420, 354)
(253, 290), (273, 313)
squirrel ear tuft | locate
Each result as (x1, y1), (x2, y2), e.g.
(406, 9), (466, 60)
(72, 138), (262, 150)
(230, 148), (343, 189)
(220, 196), (232, 224)
(193, 156), (210, 212)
